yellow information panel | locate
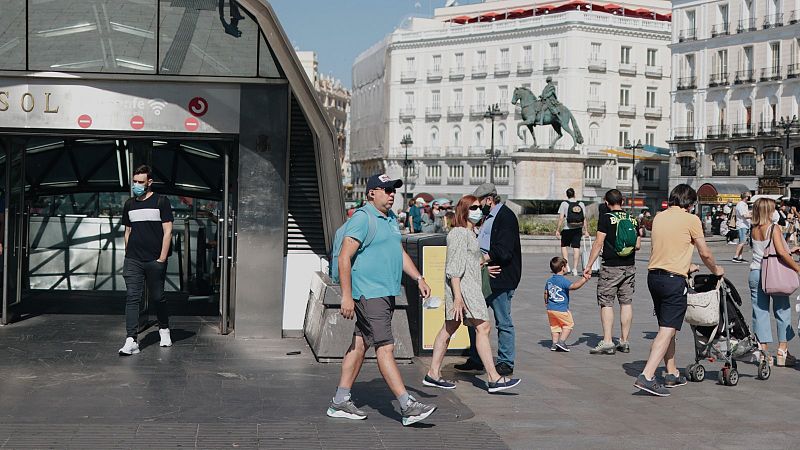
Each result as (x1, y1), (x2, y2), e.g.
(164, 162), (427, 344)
(421, 246), (470, 351)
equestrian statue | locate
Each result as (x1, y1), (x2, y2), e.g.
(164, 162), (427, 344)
(511, 77), (584, 150)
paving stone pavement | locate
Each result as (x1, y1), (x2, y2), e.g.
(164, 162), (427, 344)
(0, 242), (798, 449)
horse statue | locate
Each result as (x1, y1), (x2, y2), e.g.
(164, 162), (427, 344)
(511, 86), (584, 150)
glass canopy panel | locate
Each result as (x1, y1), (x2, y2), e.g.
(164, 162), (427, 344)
(158, 0), (258, 76)
(258, 32), (283, 78)
(0, 0), (26, 70)
(28, 0), (158, 73)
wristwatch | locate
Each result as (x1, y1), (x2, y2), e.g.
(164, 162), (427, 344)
(415, 275), (424, 282)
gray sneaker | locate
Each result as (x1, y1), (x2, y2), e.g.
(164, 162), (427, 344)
(326, 398), (367, 420)
(590, 341), (616, 355)
(616, 341), (631, 353)
(664, 372), (688, 388)
(401, 396), (436, 426)
(634, 374), (670, 397)
(550, 342), (558, 351)
(556, 341), (570, 352)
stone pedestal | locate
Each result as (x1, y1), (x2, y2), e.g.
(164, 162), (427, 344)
(512, 151), (587, 200)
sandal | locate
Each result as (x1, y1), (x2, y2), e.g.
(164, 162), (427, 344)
(776, 349), (796, 367)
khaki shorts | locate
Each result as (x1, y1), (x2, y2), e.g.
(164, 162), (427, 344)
(597, 265), (635, 307)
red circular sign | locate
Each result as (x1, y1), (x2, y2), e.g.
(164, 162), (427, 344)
(184, 117), (199, 132)
(77, 114), (92, 129)
(130, 115), (145, 130)
(188, 97), (208, 117)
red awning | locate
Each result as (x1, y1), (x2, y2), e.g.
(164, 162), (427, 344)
(481, 11), (500, 18)
(604, 3), (623, 9)
(537, 4), (556, 10)
(450, 15), (471, 23)
(510, 8), (529, 14)
(633, 7), (651, 13)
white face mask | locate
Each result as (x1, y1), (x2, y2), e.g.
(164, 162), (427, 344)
(468, 209), (483, 223)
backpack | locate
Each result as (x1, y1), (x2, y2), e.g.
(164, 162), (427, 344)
(610, 212), (638, 257)
(726, 211), (736, 229)
(566, 201), (585, 226)
(329, 208), (378, 284)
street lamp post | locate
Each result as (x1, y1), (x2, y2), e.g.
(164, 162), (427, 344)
(624, 139), (644, 213)
(777, 116), (799, 195)
(400, 134), (413, 202)
(483, 103), (502, 183)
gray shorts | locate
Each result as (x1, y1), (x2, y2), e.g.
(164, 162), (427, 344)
(354, 296), (395, 348)
(597, 265), (635, 307)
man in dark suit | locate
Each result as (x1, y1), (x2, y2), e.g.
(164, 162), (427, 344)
(455, 183), (522, 376)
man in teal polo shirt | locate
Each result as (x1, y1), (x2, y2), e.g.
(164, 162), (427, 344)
(327, 174), (436, 427)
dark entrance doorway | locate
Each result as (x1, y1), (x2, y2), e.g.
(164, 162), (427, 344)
(0, 135), (237, 334)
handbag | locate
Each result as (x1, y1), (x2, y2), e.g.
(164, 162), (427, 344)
(760, 224), (800, 296)
(481, 265), (493, 299)
(686, 280), (720, 327)
(581, 236), (600, 274)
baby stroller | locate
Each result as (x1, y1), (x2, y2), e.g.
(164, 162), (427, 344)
(685, 274), (771, 386)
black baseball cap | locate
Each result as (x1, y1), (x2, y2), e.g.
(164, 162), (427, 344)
(366, 174), (402, 191)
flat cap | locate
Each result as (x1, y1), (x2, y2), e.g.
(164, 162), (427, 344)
(473, 183), (497, 198)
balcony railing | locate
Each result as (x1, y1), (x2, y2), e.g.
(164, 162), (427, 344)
(711, 22), (730, 37)
(495, 177), (510, 186)
(494, 63), (511, 75)
(469, 177), (487, 185)
(790, 10), (799, 24)
(471, 65), (488, 77)
(543, 58), (560, 71)
(447, 177), (464, 185)
(619, 62), (637, 75)
(708, 72), (729, 87)
(447, 106), (464, 118)
(425, 107), (442, 119)
(644, 106), (662, 118)
(678, 28), (697, 42)
(400, 71), (417, 83)
(712, 167), (731, 177)
(587, 100), (606, 113)
(680, 165), (697, 176)
(449, 67), (465, 79)
(737, 18), (757, 32)
(469, 105), (487, 117)
(764, 165), (783, 176)
(399, 107), (416, 119)
(423, 147), (441, 157)
(673, 127), (695, 140)
(758, 121), (779, 136)
(733, 69), (755, 84)
(731, 123), (755, 137)
(517, 61), (534, 74)
(468, 146), (487, 156)
(588, 58), (607, 72)
(446, 146), (463, 156)
(427, 69), (443, 81)
(618, 104), (636, 117)
(645, 65), (663, 78)
(738, 167), (756, 176)
(707, 125), (729, 139)
(762, 13), (783, 29)
(760, 67), (782, 82)
(676, 76), (696, 90)
(425, 176), (441, 185)
(585, 179), (601, 187)
(788, 63), (800, 79)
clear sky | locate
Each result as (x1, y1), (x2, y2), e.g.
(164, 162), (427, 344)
(270, 0), (482, 89)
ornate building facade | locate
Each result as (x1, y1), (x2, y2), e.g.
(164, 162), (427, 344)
(350, 0), (672, 208)
(668, 0), (800, 199)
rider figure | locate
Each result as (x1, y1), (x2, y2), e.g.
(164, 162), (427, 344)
(538, 76), (559, 125)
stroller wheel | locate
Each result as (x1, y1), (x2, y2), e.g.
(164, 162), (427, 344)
(691, 364), (705, 382)
(722, 367), (739, 386)
(757, 361), (771, 380)
(685, 364), (696, 382)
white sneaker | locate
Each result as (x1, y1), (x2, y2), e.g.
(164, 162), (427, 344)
(159, 328), (172, 347)
(119, 337), (140, 356)
(571, 269), (578, 277)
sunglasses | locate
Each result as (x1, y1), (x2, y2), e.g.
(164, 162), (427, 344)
(372, 187), (396, 194)
(469, 205), (481, 211)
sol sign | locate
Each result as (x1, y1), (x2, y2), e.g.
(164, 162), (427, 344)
(0, 91), (60, 114)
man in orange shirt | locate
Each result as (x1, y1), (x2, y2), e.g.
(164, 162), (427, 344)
(634, 184), (724, 397)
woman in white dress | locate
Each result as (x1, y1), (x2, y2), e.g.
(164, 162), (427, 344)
(423, 195), (521, 393)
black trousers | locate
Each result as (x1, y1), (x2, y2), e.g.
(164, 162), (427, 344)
(123, 258), (169, 338)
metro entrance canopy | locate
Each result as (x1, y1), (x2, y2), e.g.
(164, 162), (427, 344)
(0, 0), (344, 339)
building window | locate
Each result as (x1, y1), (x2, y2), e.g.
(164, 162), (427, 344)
(687, 110), (695, 128)
(764, 151), (782, 174)
(522, 45), (532, 63)
(645, 131), (655, 146)
(453, 89), (463, 107)
(473, 125), (484, 146)
(494, 165), (510, 179)
(679, 156), (697, 176)
(430, 127), (439, 147)
(770, 42), (781, 70)
(646, 48), (657, 67)
(426, 165), (441, 178)
(455, 52), (464, 69)
(618, 166), (630, 181)
(618, 129), (630, 146)
(716, 49), (728, 75)
(498, 85), (509, 105)
(452, 126), (461, 146)
(619, 86), (631, 106)
(498, 124), (507, 146)
(499, 48), (509, 64)
(585, 165), (601, 180)
(549, 42), (559, 59)
(591, 42), (601, 59)
(405, 92), (415, 108)
(643, 167), (657, 181)
(405, 57), (415, 70)
(712, 152), (730, 175)
(589, 82), (600, 99)
(448, 165), (463, 179)
(738, 153), (756, 175)
(431, 91), (441, 109)
(432, 55), (441, 71)
(589, 123), (600, 145)
(620, 46), (631, 64)
(476, 50), (486, 66)
(646, 88), (656, 108)
(475, 87), (486, 107)
(471, 165), (487, 179)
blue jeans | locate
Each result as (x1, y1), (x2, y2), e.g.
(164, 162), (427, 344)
(748, 269), (795, 344)
(468, 289), (515, 367)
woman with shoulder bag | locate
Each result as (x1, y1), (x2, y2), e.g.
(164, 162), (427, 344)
(423, 195), (520, 393)
(749, 198), (800, 367)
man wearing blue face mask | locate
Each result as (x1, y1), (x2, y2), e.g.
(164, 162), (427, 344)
(118, 165), (174, 356)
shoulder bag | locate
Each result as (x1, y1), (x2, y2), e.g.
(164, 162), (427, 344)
(760, 224), (800, 296)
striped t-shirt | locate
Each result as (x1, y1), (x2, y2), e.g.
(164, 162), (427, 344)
(121, 193), (174, 262)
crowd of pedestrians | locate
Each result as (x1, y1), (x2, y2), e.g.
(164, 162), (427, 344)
(327, 174), (800, 425)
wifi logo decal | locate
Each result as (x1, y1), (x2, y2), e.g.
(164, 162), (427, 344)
(148, 99), (167, 116)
